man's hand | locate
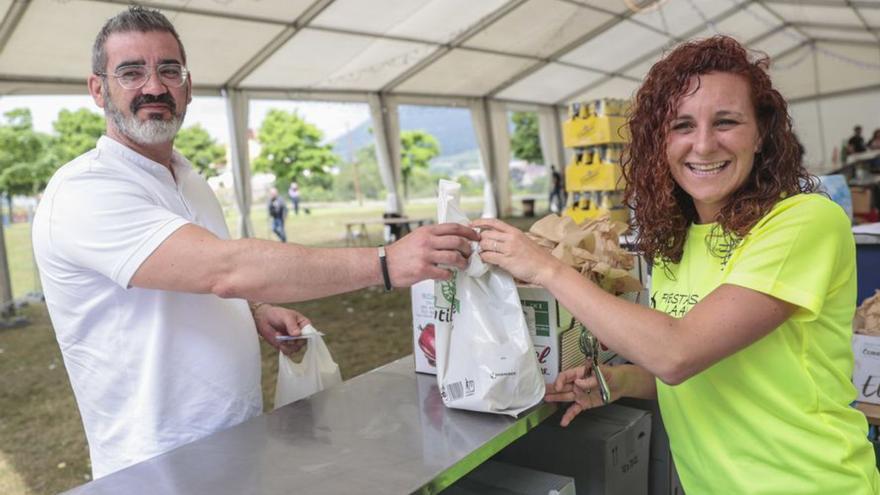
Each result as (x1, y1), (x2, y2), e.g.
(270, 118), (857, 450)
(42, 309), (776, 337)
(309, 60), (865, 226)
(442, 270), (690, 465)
(384, 223), (479, 287)
(252, 304), (310, 355)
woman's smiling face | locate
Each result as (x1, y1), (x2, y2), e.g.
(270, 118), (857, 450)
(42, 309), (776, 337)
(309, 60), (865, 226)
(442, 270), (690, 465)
(665, 72), (762, 224)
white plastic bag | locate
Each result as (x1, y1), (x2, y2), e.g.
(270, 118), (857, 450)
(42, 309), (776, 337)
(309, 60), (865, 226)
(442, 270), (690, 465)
(434, 180), (544, 416)
(274, 325), (342, 409)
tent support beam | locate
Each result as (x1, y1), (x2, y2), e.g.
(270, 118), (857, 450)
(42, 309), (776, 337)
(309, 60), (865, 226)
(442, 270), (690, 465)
(224, 0), (337, 87)
(787, 83), (880, 105)
(368, 93), (403, 215)
(772, 39), (812, 61)
(758, 2), (814, 43)
(794, 20), (880, 33)
(809, 43), (828, 165)
(98, 0), (291, 25)
(487, 10), (640, 98)
(308, 24), (554, 63)
(223, 88), (255, 238)
(0, 0), (31, 56)
(380, 0), (530, 93)
(761, 0), (880, 9)
(554, 0), (762, 105)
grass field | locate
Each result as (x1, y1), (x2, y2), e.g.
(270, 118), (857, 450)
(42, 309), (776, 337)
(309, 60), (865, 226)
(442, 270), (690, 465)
(0, 197), (546, 495)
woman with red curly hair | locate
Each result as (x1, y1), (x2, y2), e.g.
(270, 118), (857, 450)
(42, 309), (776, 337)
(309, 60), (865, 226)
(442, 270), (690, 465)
(474, 36), (878, 493)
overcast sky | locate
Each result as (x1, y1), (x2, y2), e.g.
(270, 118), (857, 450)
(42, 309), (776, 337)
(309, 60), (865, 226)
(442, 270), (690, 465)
(0, 94), (370, 145)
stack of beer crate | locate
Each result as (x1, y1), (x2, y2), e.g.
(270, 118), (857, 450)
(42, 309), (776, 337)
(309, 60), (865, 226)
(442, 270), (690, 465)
(562, 98), (630, 224)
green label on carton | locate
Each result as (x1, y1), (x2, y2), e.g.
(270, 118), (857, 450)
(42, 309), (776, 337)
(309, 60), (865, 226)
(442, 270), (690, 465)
(522, 300), (550, 337)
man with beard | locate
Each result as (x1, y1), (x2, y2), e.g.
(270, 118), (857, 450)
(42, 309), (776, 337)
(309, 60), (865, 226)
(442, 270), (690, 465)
(32, 6), (476, 479)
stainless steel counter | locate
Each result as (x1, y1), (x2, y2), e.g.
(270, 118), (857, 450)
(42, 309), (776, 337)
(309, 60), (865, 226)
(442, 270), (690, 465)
(63, 356), (556, 495)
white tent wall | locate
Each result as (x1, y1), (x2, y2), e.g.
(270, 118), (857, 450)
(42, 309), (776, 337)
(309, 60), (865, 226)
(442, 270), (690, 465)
(469, 98), (512, 218)
(557, 105), (574, 175)
(792, 89), (880, 173)
(537, 104), (565, 178)
(223, 88), (255, 238)
(490, 100), (512, 217)
(756, 37), (880, 175)
(368, 93), (404, 215)
(469, 98), (498, 218)
(788, 99), (825, 173)
(391, 93), (502, 216)
(813, 44), (880, 98)
(2, 0), (880, 226)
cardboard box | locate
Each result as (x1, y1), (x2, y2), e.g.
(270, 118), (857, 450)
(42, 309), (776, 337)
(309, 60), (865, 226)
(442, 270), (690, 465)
(618, 398), (685, 495)
(851, 186), (873, 215)
(519, 285), (618, 383)
(444, 460), (576, 495)
(853, 334), (880, 404)
(411, 281), (592, 382)
(494, 404), (652, 495)
(412, 280), (439, 374)
(520, 285), (568, 383)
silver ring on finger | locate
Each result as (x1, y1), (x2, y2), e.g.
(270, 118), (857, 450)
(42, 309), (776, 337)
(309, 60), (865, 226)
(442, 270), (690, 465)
(492, 240), (498, 252)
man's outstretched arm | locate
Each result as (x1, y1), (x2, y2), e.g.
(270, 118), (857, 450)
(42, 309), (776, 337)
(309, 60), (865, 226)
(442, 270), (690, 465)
(130, 222), (477, 303)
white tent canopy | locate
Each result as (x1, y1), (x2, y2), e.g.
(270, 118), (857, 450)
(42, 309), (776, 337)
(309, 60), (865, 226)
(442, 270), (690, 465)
(2, 0), (880, 227)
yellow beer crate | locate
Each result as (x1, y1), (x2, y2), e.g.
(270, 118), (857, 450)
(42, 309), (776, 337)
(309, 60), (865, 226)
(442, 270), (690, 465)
(563, 115), (629, 148)
(564, 204), (628, 224)
(565, 153), (625, 192)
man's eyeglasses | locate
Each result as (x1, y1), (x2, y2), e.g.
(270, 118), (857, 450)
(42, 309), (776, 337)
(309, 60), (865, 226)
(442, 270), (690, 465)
(96, 64), (189, 90)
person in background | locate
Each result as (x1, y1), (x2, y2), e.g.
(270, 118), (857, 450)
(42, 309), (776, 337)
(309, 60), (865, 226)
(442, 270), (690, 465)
(474, 36), (878, 494)
(868, 129), (880, 171)
(849, 125), (867, 154)
(267, 187), (287, 242)
(549, 165), (565, 213)
(288, 181), (301, 215)
(868, 129), (880, 150)
(32, 6), (477, 479)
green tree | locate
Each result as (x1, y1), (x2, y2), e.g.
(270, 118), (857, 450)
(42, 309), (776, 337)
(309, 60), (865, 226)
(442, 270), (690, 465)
(252, 109), (339, 189)
(400, 130), (440, 199)
(0, 109), (50, 205)
(52, 108), (105, 164)
(333, 144), (384, 202)
(0, 151), (57, 196)
(175, 124), (225, 178)
(510, 111), (543, 164)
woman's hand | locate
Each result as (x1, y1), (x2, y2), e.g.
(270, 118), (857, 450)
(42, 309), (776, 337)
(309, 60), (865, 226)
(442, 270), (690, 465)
(470, 218), (566, 286)
(545, 364), (646, 427)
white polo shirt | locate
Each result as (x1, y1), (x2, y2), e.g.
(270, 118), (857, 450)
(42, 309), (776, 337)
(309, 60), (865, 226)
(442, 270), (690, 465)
(32, 136), (262, 478)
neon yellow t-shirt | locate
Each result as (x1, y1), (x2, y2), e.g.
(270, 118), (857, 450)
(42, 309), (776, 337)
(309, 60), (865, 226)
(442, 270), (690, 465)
(653, 194), (879, 494)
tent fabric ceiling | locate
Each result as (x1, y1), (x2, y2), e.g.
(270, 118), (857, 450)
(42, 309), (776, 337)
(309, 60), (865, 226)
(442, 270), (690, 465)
(1, 0), (879, 105)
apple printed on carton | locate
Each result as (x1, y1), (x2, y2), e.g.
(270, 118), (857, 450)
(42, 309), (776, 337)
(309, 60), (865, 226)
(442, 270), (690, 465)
(418, 323), (436, 367)
(411, 280), (440, 374)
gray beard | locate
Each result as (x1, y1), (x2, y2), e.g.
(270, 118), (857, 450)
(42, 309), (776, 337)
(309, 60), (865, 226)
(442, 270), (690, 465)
(104, 85), (185, 146)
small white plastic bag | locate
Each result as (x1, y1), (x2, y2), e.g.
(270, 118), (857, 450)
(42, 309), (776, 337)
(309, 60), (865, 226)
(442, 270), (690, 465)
(274, 325), (342, 409)
(434, 180), (544, 416)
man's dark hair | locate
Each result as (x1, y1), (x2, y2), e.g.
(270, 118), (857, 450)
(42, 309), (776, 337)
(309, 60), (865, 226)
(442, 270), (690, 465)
(92, 6), (186, 74)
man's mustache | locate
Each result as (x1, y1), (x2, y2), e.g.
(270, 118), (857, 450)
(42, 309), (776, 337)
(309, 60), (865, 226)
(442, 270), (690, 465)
(130, 93), (176, 114)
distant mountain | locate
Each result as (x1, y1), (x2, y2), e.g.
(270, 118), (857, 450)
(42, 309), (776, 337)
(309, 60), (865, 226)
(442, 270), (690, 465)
(331, 105), (478, 161)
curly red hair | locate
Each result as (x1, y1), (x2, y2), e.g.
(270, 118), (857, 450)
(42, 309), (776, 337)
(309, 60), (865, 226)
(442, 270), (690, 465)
(622, 35), (817, 265)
